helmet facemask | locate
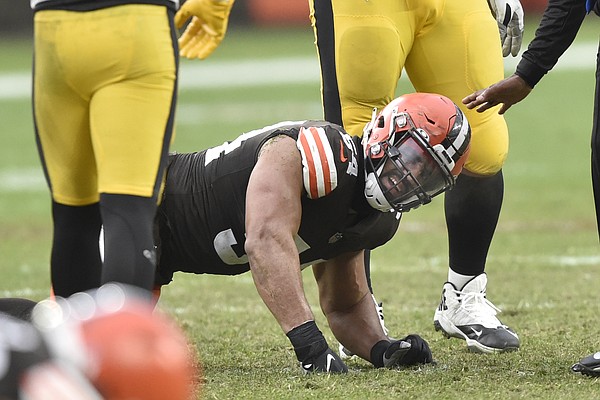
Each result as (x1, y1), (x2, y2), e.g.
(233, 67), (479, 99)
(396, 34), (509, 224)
(364, 111), (458, 213)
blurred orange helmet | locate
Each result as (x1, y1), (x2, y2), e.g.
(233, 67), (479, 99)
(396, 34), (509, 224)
(32, 284), (197, 400)
(362, 92), (471, 212)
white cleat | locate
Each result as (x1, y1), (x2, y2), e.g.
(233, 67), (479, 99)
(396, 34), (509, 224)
(433, 273), (519, 353)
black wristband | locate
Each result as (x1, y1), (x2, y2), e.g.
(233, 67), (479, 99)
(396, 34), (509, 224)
(370, 339), (391, 368)
(286, 320), (328, 362)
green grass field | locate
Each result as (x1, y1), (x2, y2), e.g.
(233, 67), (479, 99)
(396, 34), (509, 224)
(2, 16), (600, 399)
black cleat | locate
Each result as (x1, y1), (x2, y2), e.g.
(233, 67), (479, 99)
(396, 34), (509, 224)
(572, 352), (600, 377)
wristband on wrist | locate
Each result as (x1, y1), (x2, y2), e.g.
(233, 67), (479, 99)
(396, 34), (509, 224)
(286, 320), (328, 362)
(370, 339), (392, 368)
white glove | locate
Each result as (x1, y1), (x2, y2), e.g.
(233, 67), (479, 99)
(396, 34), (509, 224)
(487, 0), (524, 57)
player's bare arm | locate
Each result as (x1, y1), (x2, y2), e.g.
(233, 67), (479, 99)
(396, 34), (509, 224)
(462, 74), (532, 114)
(245, 135), (313, 334)
(313, 251), (388, 362)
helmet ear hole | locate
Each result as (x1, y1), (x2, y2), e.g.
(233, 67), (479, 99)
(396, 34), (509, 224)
(377, 116), (385, 128)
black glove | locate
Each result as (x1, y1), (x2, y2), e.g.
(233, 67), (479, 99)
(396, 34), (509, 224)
(287, 321), (348, 373)
(300, 346), (348, 373)
(371, 334), (433, 368)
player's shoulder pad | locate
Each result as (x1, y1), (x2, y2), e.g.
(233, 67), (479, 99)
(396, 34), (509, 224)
(296, 124), (359, 199)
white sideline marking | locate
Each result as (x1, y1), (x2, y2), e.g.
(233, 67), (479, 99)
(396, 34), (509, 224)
(0, 72), (30, 99)
(176, 100), (322, 125)
(3, 254), (599, 300)
(0, 287), (48, 298)
(0, 42), (597, 100)
(0, 168), (45, 192)
(0, 57), (321, 100)
(509, 254), (600, 266)
(178, 57), (320, 89)
(372, 254), (600, 273)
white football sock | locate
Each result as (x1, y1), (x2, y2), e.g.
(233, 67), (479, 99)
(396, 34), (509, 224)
(447, 269), (476, 290)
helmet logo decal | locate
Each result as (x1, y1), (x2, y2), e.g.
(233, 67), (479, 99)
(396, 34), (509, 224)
(340, 133), (359, 177)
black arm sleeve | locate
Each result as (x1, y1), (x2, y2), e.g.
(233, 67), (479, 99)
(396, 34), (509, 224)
(515, 0), (587, 88)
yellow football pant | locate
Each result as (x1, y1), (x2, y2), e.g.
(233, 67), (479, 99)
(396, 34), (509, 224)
(310, 0), (509, 175)
(33, 4), (178, 205)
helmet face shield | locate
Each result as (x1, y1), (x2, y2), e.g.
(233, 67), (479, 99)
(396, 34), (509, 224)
(366, 132), (453, 212)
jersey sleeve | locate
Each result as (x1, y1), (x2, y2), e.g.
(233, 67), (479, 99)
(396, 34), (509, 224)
(296, 125), (359, 199)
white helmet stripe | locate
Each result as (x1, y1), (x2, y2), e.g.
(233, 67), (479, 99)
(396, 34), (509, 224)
(297, 127), (338, 199)
(444, 112), (470, 160)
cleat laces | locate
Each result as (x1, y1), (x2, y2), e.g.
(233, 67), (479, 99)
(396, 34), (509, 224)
(453, 288), (503, 327)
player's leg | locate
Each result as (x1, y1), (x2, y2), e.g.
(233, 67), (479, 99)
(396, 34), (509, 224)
(91, 5), (178, 293)
(309, 0), (409, 135)
(50, 202), (103, 296)
(591, 42), (600, 242)
(405, 0), (518, 353)
(99, 194), (159, 292)
(33, 10), (104, 297)
(572, 41), (600, 377)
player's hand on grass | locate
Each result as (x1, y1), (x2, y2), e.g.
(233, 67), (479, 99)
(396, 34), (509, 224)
(371, 334), (433, 368)
(287, 320), (348, 373)
(175, 0), (235, 59)
(300, 347), (348, 373)
(487, 0), (524, 57)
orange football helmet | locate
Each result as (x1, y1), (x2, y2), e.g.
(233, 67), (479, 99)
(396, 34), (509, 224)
(31, 284), (197, 400)
(362, 92), (471, 212)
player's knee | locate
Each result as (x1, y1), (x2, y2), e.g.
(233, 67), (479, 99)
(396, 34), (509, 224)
(463, 152), (506, 176)
(462, 114), (508, 176)
(463, 157), (505, 177)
